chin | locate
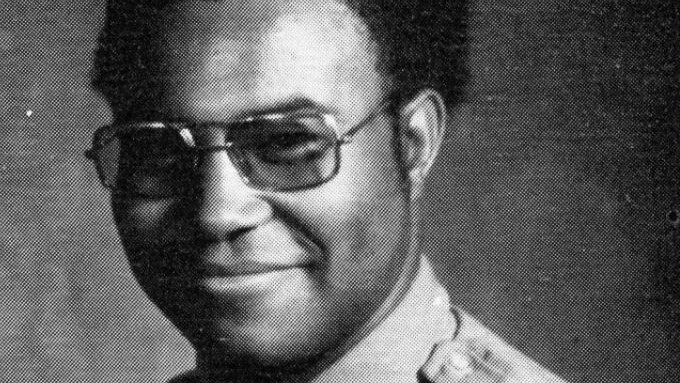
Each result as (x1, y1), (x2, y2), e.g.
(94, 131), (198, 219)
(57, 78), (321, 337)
(173, 307), (347, 368)
(186, 319), (341, 371)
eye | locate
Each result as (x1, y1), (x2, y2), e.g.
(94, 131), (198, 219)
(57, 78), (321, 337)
(255, 131), (332, 164)
(232, 118), (335, 164)
(118, 131), (181, 169)
(115, 129), (192, 195)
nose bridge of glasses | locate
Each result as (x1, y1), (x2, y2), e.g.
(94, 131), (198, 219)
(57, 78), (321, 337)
(181, 126), (246, 182)
(192, 142), (245, 188)
(180, 123), (231, 148)
(192, 142), (235, 152)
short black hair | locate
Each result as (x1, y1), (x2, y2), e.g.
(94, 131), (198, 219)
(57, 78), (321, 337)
(92, 0), (469, 111)
(342, 1), (469, 105)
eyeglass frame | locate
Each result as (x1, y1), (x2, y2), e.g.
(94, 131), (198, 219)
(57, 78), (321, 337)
(85, 95), (399, 195)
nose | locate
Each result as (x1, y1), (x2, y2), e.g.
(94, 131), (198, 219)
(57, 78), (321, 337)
(191, 150), (272, 239)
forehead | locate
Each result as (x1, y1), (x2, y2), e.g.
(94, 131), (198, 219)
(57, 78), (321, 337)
(127, 0), (382, 120)
(156, 0), (366, 36)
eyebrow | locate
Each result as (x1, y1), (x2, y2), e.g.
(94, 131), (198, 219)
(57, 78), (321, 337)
(162, 96), (336, 126)
(117, 96), (337, 127)
(229, 96), (336, 120)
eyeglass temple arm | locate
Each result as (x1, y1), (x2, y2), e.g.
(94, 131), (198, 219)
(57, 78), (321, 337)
(339, 97), (397, 144)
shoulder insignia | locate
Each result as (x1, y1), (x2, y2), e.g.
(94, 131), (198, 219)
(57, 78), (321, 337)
(419, 337), (512, 383)
(418, 308), (569, 383)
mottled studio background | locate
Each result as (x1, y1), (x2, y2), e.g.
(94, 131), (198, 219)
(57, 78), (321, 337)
(1, 0), (679, 382)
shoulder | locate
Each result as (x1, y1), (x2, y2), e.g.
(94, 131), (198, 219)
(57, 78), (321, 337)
(419, 307), (569, 383)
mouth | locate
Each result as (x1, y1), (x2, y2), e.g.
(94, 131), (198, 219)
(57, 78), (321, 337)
(201, 260), (312, 278)
(174, 221), (322, 294)
(197, 262), (313, 295)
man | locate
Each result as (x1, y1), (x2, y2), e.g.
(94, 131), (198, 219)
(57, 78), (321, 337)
(86, 0), (568, 382)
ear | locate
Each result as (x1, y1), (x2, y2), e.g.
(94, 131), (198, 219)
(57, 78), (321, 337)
(398, 89), (447, 200)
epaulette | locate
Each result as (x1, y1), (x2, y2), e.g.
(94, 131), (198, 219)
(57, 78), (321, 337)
(418, 308), (568, 383)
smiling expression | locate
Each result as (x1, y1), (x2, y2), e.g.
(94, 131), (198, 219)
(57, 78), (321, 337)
(105, 0), (417, 369)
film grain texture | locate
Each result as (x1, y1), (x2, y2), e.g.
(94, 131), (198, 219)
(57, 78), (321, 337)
(0, 0), (678, 382)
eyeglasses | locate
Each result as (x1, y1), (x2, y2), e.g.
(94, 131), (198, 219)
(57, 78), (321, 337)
(85, 98), (396, 197)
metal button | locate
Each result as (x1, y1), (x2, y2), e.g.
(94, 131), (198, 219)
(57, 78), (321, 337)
(442, 350), (474, 376)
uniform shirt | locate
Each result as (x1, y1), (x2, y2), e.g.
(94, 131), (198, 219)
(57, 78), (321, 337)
(170, 256), (568, 383)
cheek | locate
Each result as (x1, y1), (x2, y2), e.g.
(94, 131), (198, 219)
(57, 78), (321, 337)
(111, 198), (190, 295)
(281, 127), (409, 271)
(111, 197), (178, 247)
(334, 125), (407, 240)
(326, 192), (407, 266)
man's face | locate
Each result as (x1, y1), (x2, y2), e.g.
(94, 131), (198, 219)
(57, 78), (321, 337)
(109, 0), (412, 367)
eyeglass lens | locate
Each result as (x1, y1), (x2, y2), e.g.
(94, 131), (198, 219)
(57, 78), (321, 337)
(93, 116), (341, 196)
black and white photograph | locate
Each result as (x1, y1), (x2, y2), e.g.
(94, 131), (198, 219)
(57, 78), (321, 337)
(0, 1), (678, 382)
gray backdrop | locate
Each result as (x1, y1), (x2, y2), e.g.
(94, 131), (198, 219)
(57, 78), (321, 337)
(1, 0), (678, 382)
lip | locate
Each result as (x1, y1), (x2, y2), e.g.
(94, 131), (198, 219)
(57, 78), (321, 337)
(191, 241), (318, 296)
(197, 265), (311, 295)
(201, 260), (311, 277)
(183, 221), (322, 294)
